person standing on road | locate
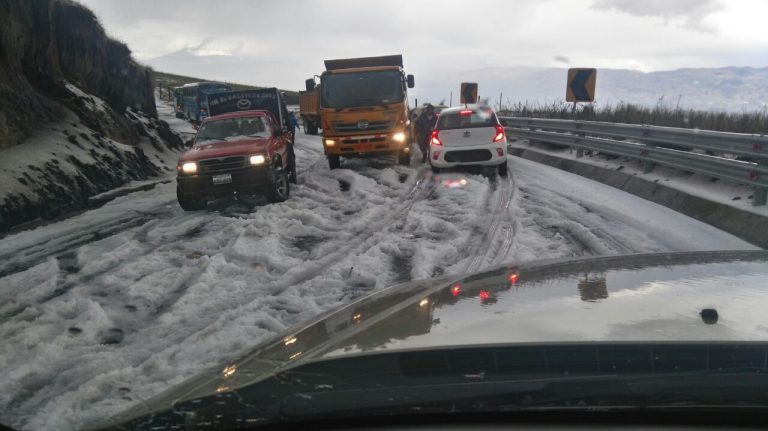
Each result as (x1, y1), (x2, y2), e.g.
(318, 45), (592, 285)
(288, 111), (299, 134)
(415, 104), (437, 163)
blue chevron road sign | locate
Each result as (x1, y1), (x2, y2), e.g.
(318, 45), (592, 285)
(566, 68), (596, 102)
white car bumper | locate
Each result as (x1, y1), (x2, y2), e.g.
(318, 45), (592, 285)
(429, 141), (507, 168)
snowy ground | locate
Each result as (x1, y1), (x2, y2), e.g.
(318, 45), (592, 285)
(509, 139), (768, 216)
(0, 102), (758, 430)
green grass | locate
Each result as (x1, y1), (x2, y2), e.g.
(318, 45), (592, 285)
(152, 70), (299, 104)
(499, 101), (768, 135)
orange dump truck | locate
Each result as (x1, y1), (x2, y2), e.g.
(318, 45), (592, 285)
(298, 89), (320, 135)
(305, 55), (415, 169)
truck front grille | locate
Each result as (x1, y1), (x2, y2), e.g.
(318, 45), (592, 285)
(198, 156), (247, 173)
(333, 120), (393, 133)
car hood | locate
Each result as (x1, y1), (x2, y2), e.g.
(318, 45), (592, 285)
(102, 250), (768, 428)
(179, 138), (270, 162)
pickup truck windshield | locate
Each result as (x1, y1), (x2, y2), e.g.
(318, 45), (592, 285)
(321, 70), (403, 109)
(195, 117), (272, 144)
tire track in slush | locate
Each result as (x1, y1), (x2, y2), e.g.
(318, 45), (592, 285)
(464, 159), (517, 273)
(240, 166), (436, 298)
(104, 167), (438, 383)
(516, 184), (640, 257)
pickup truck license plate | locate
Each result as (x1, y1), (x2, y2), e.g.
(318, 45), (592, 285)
(212, 174), (232, 185)
(355, 144), (373, 151)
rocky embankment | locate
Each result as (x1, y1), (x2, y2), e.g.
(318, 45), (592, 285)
(0, 0), (183, 231)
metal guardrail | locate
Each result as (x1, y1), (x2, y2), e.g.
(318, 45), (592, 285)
(500, 117), (768, 206)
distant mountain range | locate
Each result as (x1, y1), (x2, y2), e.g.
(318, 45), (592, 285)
(146, 46), (768, 113)
(419, 66), (768, 112)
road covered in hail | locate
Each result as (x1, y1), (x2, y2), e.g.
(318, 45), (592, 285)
(0, 102), (757, 430)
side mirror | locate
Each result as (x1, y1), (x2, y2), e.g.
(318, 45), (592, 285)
(407, 74), (415, 89)
(305, 78), (316, 91)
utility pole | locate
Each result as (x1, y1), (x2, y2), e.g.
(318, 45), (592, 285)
(498, 92), (503, 112)
(450, 91), (453, 107)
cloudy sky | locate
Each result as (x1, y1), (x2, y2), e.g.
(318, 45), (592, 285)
(78, 0), (768, 98)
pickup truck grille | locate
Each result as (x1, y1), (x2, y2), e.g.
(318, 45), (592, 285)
(333, 120), (393, 133)
(198, 156), (247, 174)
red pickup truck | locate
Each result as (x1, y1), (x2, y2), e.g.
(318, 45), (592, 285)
(176, 110), (296, 210)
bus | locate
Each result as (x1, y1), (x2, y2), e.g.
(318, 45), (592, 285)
(181, 82), (232, 122)
(173, 87), (184, 118)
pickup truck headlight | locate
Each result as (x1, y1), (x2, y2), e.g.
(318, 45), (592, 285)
(249, 155), (266, 165)
(393, 132), (406, 143)
(181, 162), (197, 174)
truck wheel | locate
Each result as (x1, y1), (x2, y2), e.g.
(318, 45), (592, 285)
(177, 187), (206, 211)
(302, 118), (310, 135)
(266, 166), (290, 203)
(328, 155), (341, 170)
(309, 123), (319, 135)
(397, 148), (410, 166)
(498, 161), (508, 177)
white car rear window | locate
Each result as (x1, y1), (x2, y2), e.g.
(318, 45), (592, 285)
(437, 108), (498, 130)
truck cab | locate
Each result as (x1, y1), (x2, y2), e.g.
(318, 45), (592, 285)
(176, 89), (297, 210)
(309, 55), (415, 169)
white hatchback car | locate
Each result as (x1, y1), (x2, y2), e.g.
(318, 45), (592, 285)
(428, 105), (508, 176)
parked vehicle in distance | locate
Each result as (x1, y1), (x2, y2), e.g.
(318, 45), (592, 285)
(429, 105), (508, 176)
(299, 88), (321, 135)
(176, 110), (293, 210)
(306, 54), (415, 170)
(181, 82), (232, 123)
(173, 86), (184, 118)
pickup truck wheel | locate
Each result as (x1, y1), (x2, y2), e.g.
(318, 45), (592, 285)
(431, 165), (441, 174)
(498, 161), (508, 177)
(328, 155), (341, 170)
(177, 187), (206, 211)
(266, 166), (290, 203)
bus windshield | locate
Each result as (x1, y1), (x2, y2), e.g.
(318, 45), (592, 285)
(321, 70), (403, 109)
(199, 85), (230, 95)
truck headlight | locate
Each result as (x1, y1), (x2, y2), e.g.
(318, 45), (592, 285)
(250, 155), (266, 165)
(393, 132), (406, 143)
(324, 139), (336, 147)
(181, 162), (197, 174)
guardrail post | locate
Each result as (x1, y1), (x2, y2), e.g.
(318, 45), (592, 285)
(755, 187), (767, 206)
(527, 120), (536, 146)
(641, 127), (655, 173)
(752, 140), (767, 206)
(575, 122), (584, 158)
